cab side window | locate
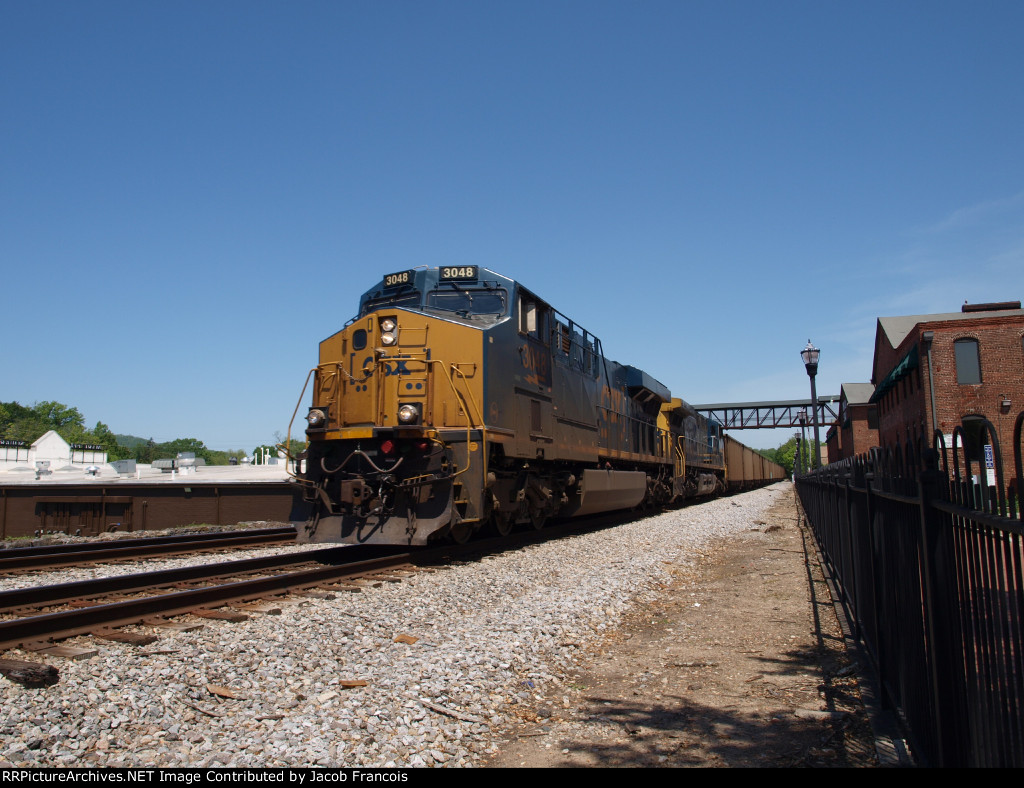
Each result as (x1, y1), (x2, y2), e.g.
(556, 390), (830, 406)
(519, 295), (549, 344)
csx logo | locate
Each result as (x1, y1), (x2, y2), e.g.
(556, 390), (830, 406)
(363, 358), (412, 376)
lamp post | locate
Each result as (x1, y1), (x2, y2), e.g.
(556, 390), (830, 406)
(794, 432), (802, 479)
(798, 409), (808, 474)
(801, 340), (821, 469)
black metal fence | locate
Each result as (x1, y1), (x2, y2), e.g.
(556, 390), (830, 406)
(795, 412), (1024, 767)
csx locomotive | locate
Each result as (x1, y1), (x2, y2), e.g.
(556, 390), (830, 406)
(290, 266), (765, 545)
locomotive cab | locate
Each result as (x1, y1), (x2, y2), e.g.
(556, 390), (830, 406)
(294, 266), (513, 545)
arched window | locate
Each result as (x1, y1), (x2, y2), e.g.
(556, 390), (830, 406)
(954, 338), (982, 384)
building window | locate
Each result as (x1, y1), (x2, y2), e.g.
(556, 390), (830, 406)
(954, 338), (982, 384)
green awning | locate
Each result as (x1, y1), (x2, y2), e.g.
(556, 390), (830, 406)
(870, 345), (919, 403)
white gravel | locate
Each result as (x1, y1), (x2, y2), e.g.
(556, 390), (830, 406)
(0, 483), (789, 768)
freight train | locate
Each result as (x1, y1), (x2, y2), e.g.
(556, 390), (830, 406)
(289, 267), (782, 545)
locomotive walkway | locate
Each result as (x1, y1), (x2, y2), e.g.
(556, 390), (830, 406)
(487, 483), (908, 768)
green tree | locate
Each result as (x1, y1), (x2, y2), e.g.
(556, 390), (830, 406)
(1, 398), (278, 468)
(0, 400), (87, 444)
(252, 444), (279, 463)
(90, 421), (132, 461)
(0, 401), (39, 441)
(273, 431), (306, 458)
(133, 439), (158, 464)
(151, 438), (214, 465)
(206, 449), (248, 466)
(0, 401), (31, 435)
(763, 435), (823, 477)
(115, 434), (152, 449)
(32, 401), (85, 432)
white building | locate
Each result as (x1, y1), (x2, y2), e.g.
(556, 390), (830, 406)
(0, 430), (107, 473)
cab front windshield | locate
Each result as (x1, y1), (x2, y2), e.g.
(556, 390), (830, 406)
(425, 287), (507, 318)
(358, 289), (421, 318)
(357, 281), (508, 322)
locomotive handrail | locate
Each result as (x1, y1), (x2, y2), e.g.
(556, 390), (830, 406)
(423, 359), (487, 523)
(675, 437), (687, 478)
(284, 367), (318, 482)
(449, 362), (486, 489)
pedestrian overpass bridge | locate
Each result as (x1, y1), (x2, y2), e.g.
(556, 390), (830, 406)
(692, 395), (840, 431)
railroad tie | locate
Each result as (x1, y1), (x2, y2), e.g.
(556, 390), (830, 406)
(191, 609), (249, 623)
(90, 629), (159, 646)
(0, 658), (59, 687)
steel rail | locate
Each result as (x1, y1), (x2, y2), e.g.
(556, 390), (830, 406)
(0, 552), (416, 651)
(0, 528), (296, 571)
(0, 546), (355, 612)
(0, 526), (295, 557)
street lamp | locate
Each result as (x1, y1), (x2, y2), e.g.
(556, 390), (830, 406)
(794, 432), (802, 479)
(798, 409), (808, 474)
(801, 340), (822, 469)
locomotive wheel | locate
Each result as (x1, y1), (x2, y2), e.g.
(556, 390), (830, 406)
(487, 511), (513, 537)
(448, 521), (474, 544)
(529, 508), (547, 531)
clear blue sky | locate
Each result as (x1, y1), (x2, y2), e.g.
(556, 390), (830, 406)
(3, 1), (1022, 451)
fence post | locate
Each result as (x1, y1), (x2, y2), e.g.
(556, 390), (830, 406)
(841, 470), (860, 641)
(918, 461), (966, 766)
(863, 469), (893, 709)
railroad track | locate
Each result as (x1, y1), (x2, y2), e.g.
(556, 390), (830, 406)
(0, 507), (646, 671)
(0, 544), (416, 654)
(0, 526), (296, 572)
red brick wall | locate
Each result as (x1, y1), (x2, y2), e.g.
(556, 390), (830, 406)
(826, 427), (839, 464)
(844, 405), (879, 459)
(875, 314), (1024, 475)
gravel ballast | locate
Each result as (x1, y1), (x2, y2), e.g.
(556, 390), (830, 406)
(0, 483), (788, 768)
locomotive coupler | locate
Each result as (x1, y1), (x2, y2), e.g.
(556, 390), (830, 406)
(339, 479), (371, 506)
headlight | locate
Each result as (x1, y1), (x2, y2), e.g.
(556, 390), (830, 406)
(397, 404), (420, 424)
(380, 318), (396, 332)
(381, 332), (397, 346)
(306, 409), (326, 427)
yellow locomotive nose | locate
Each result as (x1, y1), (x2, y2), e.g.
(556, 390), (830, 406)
(294, 273), (491, 545)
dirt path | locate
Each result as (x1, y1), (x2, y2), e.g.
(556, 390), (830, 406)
(486, 485), (881, 768)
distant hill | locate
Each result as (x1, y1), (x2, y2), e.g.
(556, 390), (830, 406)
(115, 434), (151, 449)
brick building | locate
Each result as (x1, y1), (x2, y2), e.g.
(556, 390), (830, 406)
(826, 382), (879, 463)
(869, 302), (1024, 478)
